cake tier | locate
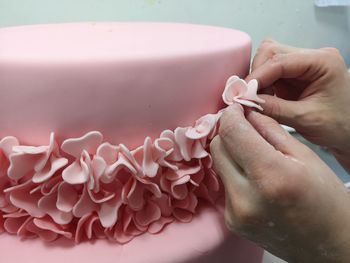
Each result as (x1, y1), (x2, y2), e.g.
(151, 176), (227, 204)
(0, 204), (263, 263)
(0, 22), (251, 148)
(0, 23), (263, 263)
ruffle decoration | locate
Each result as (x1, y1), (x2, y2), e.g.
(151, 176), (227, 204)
(0, 75), (263, 243)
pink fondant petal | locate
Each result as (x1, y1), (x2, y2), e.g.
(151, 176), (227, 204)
(174, 127), (193, 161)
(62, 151), (90, 184)
(88, 155), (106, 192)
(98, 196), (123, 228)
(113, 222), (135, 244)
(124, 179), (144, 211)
(34, 132), (56, 171)
(75, 213), (91, 243)
(173, 193), (198, 213)
(33, 217), (72, 239)
(39, 176), (61, 196)
(159, 174), (172, 194)
(191, 140), (208, 159)
(119, 144), (142, 175)
(32, 157), (68, 183)
(38, 192), (73, 225)
(135, 200), (161, 227)
(85, 214), (101, 239)
(0, 136), (19, 157)
(3, 216), (28, 234)
(9, 181), (45, 217)
(166, 163), (202, 181)
(245, 79), (266, 103)
(189, 169), (204, 187)
(57, 182), (79, 213)
(148, 216), (173, 234)
(8, 152), (38, 181)
(142, 137), (159, 178)
(12, 145), (48, 155)
(233, 98), (264, 111)
(96, 142), (119, 164)
(185, 114), (217, 140)
(26, 219), (59, 242)
(104, 151), (137, 182)
(61, 131), (103, 158)
(87, 188), (115, 204)
(154, 137), (174, 157)
(72, 186), (98, 217)
(222, 76), (247, 105)
(152, 194), (172, 217)
(171, 175), (190, 200)
(160, 130), (183, 162)
(0, 212), (4, 233)
(15, 216), (33, 237)
(173, 209), (193, 223)
(136, 176), (162, 199)
(205, 169), (220, 192)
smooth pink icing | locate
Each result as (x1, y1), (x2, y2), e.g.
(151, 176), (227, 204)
(0, 204), (263, 263)
(0, 22), (251, 148)
(0, 22), (262, 263)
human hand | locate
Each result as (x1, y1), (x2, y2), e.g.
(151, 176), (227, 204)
(247, 39), (350, 172)
(210, 104), (350, 263)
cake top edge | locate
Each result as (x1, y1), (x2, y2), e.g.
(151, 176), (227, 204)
(0, 22), (251, 62)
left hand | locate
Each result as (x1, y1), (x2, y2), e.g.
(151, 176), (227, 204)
(210, 104), (350, 263)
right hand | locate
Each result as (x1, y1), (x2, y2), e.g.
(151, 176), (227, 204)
(247, 39), (350, 171)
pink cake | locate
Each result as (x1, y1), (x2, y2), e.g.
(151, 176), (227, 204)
(0, 22), (264, 263)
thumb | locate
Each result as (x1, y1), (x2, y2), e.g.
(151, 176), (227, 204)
(259, 94), (308, 129)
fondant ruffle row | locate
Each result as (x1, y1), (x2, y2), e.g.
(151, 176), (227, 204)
(0, 76), (263, 243)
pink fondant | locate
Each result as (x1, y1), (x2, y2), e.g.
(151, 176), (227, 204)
(0, 22), (263, 263)
(0, 22), (251, 148)
(223, 76), (266, 111)
(0, 204), (263, 263)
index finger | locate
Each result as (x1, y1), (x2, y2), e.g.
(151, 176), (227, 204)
(251, 39), (298, 72)
(247, 51), (322, 90)
(218, 104), (280, 176)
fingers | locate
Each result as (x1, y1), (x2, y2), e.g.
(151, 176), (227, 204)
(251, 39), (298, 72)
(248, 51), (323, 90)
(218, 104), (281, 176)
(258, 94), (310, 129)
(210, 136), (249, 196)
(245, 110), (307, 157)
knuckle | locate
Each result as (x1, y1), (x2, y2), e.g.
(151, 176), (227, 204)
(233, 202), (260, 227)
(250, 159), (275, 178)
(224, 197), (261, 233)
(260, 38), (275, 48)
(319, 48), (345, 72)
(265, 98), (283, 121)
(258, 166), (306, 204)
(257, 39), (278, 55)
(271, 53), (284, 63)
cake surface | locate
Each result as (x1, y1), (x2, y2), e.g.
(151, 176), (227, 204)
(0, 22), (263, 263)
(0, 22), (250, 148)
